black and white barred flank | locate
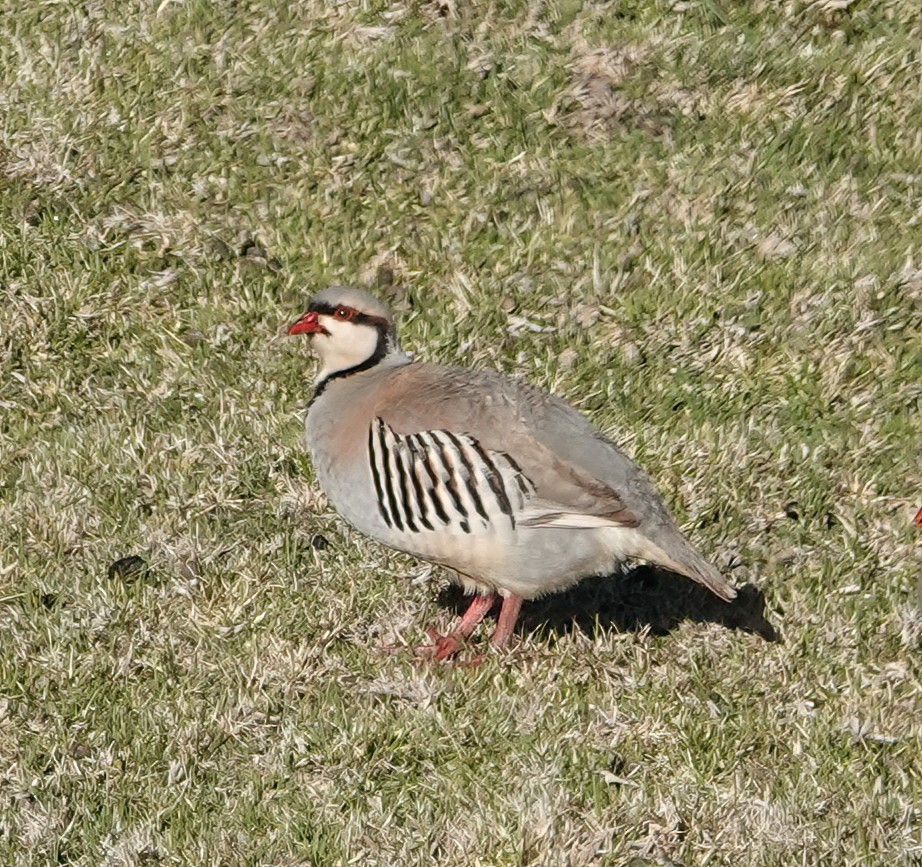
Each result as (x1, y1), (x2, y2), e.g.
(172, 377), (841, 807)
(367, 417), (534, 535)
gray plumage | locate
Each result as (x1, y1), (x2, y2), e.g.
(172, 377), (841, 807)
(289, 287), (735, 655)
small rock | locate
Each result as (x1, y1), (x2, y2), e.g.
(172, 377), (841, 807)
(107, 555), (149, 583)
(182, 329), (205, 347)
(558, 348), (579, 369)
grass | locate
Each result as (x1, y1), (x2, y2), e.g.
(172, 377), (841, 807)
(1, 0), (920, 864)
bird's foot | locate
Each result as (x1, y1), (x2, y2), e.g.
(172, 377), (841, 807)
(414, 627), (467, 661)
(414, 631), (494, 666)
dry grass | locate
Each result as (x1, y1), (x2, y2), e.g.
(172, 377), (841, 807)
(1, 0), (920, 864)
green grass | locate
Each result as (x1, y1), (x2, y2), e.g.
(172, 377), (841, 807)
(1, 1), (920, 864)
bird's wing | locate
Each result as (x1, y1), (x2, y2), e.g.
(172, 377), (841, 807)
(373, 364), (638, 528)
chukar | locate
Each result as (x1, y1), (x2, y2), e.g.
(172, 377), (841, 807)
(289, 286), (736, 659)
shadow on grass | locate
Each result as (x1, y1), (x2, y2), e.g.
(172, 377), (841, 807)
(436, 566), (779, 643)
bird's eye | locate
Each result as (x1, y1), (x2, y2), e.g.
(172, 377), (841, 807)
(334, 306), (355, 320)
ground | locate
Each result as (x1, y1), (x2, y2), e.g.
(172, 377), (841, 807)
(0, 1), (920, 865)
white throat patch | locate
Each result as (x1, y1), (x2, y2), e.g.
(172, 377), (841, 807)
(314, 317), (382, 380)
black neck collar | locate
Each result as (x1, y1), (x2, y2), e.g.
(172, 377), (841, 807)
(307, 329), (391, 408)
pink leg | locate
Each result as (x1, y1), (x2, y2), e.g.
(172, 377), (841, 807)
(489, 593), (523, 650)
(416, 594), (496, 661)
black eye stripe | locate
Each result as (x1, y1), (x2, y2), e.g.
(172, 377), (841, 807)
(307, 301), (390, 330)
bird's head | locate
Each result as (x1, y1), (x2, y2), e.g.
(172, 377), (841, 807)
(287, 286), (402, 381)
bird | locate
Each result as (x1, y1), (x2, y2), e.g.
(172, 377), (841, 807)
(288, 286), (737, 660)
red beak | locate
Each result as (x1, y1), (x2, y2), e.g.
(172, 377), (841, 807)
(287, 311), (326, 335)
(914, 507), (922, 528)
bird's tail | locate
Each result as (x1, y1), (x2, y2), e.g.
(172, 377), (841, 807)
(646, 536), (737, 602)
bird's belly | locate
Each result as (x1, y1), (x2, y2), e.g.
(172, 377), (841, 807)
(364, 518), (629, 600)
